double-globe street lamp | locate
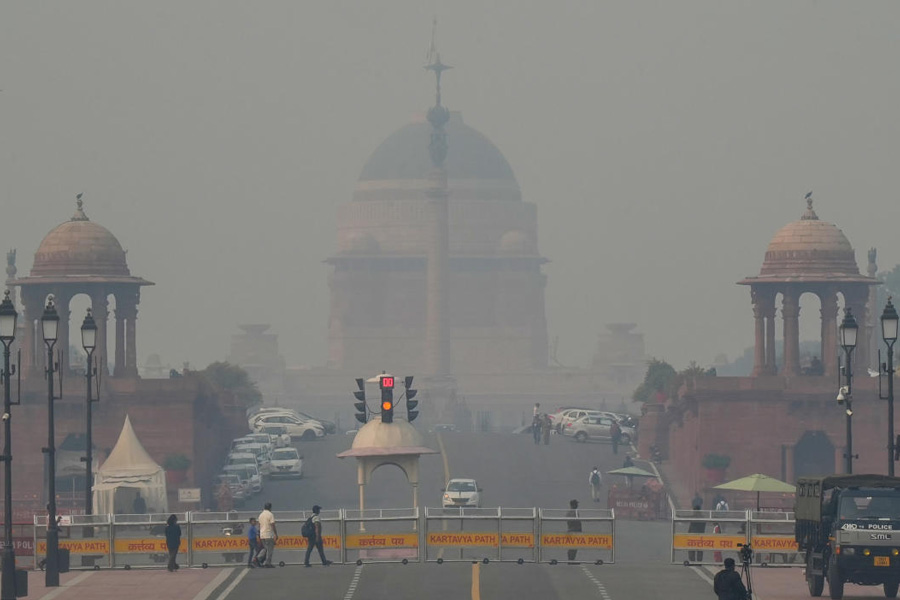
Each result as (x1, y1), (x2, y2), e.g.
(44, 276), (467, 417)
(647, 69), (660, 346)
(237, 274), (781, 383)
(839, 307), (858, 474)
(41, 298), (60, 587)
(80, 310), (99, 518)
(881, 298), (899, 476)
(0, 292), (18, 600)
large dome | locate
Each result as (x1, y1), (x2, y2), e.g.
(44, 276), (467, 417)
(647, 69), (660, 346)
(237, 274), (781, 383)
(758, 200), (859, 278)
(31, 201), (130, 278)
(354, 112), (520, 203)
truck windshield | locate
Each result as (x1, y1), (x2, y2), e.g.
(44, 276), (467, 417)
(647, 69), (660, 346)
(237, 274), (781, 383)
(839, 495), (900, 519)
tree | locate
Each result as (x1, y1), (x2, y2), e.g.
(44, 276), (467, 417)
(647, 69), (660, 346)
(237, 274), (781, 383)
(201, 361), (262, 408)
(881, 264), (900, 301)
(632, 359), (677, 403)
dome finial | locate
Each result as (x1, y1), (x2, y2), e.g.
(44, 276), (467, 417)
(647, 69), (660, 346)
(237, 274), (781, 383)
(72, 192), (89, 221)
(801, 191), (818, 221)
(424, 18), (451, 168)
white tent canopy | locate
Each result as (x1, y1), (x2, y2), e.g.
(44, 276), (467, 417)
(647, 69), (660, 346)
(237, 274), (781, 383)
(92, 415), (168, 515)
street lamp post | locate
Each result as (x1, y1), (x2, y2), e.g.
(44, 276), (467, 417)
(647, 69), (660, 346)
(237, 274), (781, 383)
(0, 291), (19, 600)
(881, 298), (899, 476)
(41, 297), (60, 587)
(80, 309), (99, 517)
(840, 307), (858, 474)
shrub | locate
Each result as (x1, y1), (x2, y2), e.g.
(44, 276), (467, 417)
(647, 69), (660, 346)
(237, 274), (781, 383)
(163, 453), (192, 471)
(701, 453), (731, 470)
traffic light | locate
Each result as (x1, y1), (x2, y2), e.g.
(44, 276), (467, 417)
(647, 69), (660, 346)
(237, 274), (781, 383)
(353, 378), (367, 424)
(405, 375), (418, 422)
(380, 375), (394, 423)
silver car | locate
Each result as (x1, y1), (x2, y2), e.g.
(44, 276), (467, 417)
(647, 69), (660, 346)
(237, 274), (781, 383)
(563, 415), (635, 444)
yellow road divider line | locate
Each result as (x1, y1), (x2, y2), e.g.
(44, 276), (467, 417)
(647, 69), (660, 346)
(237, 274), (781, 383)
(471, 561), (481, 600)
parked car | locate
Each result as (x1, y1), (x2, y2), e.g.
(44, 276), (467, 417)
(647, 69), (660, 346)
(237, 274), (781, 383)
(549, 408), (602, 432)
(562, 415), (636, 444)
(215, 473), (247, 504)
(251, 414), (325, 441)
(294, 411), (336, 435)
(231, 443), (272, 475)
(223, 463), (262, 494)
(258, 424), (291, 448)
(442, 478), (482, 508)
(269, 447), (303, 479)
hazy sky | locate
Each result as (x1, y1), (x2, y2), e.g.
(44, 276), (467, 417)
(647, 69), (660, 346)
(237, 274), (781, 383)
(2, 2), (899, 372)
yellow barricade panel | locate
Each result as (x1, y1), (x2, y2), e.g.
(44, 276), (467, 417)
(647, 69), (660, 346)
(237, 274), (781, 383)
(501, 533), (534, 548)
(426, 532), (499, 547)
(540, 534), (612, 549)
(113, 538), (187, 554)
(346, 534), (418, 549)
(36, 540), (110, 555)
(751, 536), (799, 551)
(672, 534), (746, 550)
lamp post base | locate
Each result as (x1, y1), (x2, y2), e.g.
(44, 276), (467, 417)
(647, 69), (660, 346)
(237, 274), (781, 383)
(1, 545), (17, 600)
(45, 528), (59, 587)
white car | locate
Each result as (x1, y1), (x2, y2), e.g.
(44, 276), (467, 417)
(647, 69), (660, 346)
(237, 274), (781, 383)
(231, 443), (272, 475)
(269, 447), (303, 479)
(248, 408), (304, 429)
(223, 463), (262, 494)
(442, 478), (482, 509)
(258, 425), (292, 448)
(215, 473), (248, 503)
(252, 414), (325, 441)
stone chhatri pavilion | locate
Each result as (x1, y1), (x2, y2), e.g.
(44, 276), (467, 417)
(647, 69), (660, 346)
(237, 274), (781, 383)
(12, 197), (153, 378)
(641, 197), (885, 501)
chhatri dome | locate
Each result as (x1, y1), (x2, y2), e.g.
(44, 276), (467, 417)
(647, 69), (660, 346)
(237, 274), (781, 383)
(31, 197), (131, 278)
(751, 197), (869, 283)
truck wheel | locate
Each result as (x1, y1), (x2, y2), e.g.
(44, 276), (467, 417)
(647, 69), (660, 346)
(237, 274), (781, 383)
(827, 557), (844, 599)
(808, 573), (824, 597)
(884, 580), (899, 598)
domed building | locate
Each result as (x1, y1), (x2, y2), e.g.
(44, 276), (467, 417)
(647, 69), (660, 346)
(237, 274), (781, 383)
(738, 197), (877, 378)
(13, 198), (153, 378)
(326, 111), (548, 374)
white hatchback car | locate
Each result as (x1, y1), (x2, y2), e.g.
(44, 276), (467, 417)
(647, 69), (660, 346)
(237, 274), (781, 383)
(251, 414), (325, 441)
(442, 478), (482, 509)
(269, 447), (303, 478)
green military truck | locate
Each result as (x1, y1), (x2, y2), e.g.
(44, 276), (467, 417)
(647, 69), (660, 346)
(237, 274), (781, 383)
(796, 475), (900, 599)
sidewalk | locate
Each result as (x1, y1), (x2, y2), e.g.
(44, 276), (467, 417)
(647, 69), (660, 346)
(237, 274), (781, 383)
(20, 567), (235, 600)
(700, 565), (884, 599)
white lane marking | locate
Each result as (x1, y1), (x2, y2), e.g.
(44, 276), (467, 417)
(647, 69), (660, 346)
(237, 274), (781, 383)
(41, 570), (95, 600)
(211, 566), (249, 600)
(193, 567), (233, 600)
(343, 564), (364, 600)
(580, 564), (612, 599)
(690, 565), (713, 585)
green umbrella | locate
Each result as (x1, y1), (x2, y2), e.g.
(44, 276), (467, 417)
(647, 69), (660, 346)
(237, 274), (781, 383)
(714, 473), (796, 510)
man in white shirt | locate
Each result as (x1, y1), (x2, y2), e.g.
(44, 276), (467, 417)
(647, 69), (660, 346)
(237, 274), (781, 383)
(257, 502), (278, 568)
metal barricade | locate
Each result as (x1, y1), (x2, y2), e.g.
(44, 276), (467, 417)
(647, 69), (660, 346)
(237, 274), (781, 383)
(671, 509), (747, 566)
(537, 508), (614, 565)
(33, 514), (112, 570)
(236, 510), (342, 566)
(748, 511), (802, 567)
(424, 507), (507, 563)
(189, 511), (258, 567)
(111, 513), (188, 568)
(342, 508), (419, 564)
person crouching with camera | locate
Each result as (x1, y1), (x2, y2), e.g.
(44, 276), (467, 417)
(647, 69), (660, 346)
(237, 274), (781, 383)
(713, 557), (748, 600)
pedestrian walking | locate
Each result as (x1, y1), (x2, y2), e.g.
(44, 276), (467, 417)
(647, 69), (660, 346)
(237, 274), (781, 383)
(566, 499), (582, 563)
(304, 505), (332, 567)
(532, 413), (542, 445)
(542, 414), (552, 445)
(589, 467), (603, 503)
(258, 502), (278, 568)
(688, 493), (705, 563)
(533, 402), (540, 417)
(610, 420), (622, 455)
(713, 557), (747, 600)
(247, 517), (261, 568)
(164, 514), (181, 572)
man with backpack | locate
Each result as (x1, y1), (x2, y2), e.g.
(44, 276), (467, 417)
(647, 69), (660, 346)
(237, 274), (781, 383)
(589, 467), (602, 502)
(303, 505), (332, 567)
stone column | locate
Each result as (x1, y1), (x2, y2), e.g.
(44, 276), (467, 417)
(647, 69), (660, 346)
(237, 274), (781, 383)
(782, 291), (801, 376)
(91, 292), (109, 376)
(820, 289), (839, 377)
(20, 289), (41, 378)
(751, 289), (766, 376)
(764, 301), (777, 375)
(54, 292), (71, 374)
(125, 303), (138, 377)
(845, 288), (870, 377)
(113, 300), (125, 378)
